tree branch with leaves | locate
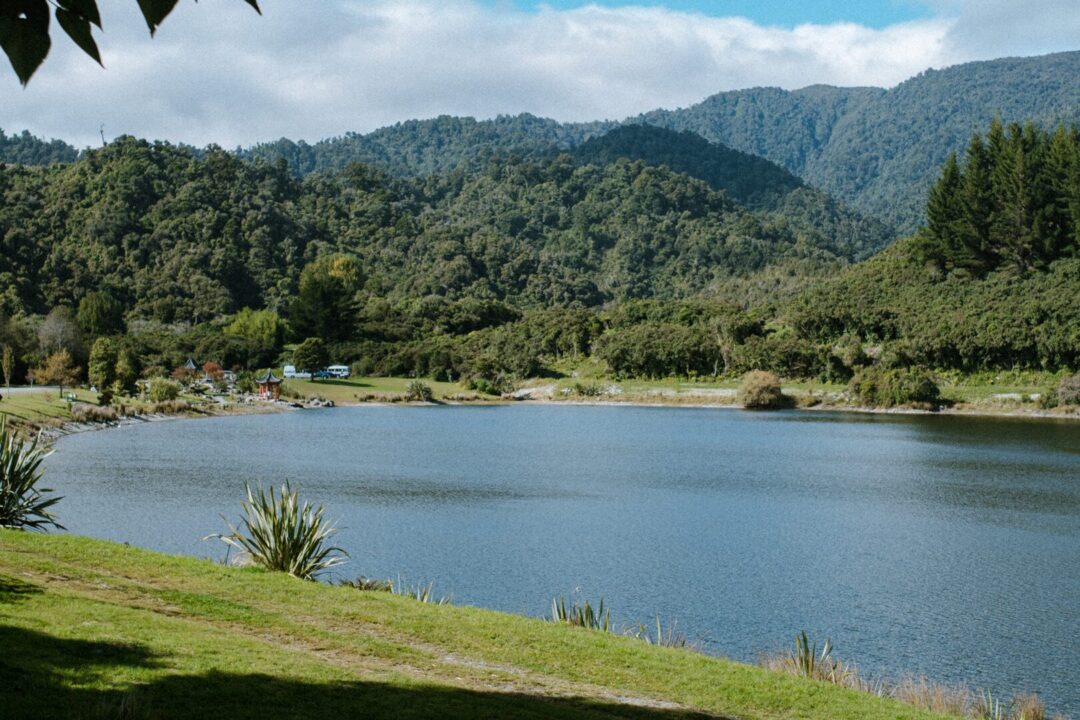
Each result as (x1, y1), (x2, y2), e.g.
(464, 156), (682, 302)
(0, 0), (260, 86)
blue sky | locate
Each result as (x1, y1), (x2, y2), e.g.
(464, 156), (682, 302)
(501, 1), (932, 28)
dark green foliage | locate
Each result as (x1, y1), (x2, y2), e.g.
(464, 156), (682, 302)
(404, 380), (434, 402)
(571, 125), (895, 260)
(293, 337), (328, 375)
(848, 366), (941, 409)
(916, 121), (1080, 274)
(0, 416), (62, 531)
(244, 114), (612, 178)
(0, 137), (857, 324)
(786, 236), (1080, 372)
(0, 129), (77, 165)
(638, 52), (1080, 233)
(595, 323), (715, 379)
(77, 291), (124, 338)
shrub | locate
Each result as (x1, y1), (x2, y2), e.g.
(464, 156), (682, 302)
(1056, 373), (1080, 406)
(467, 373), (516, 396)
(739, 370), (786, 409)
(849, 366), (941, 408)
(147, 400), (191, 415)
(0, 416), (63, 531)
(404, 380), (434, 402)
(70, 404), (119, 423)
(206, 482), (348, 580)
(573, 381), (605, 397)
(148, 378), (181, 403)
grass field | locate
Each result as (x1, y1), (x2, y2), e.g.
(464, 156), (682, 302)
(0, 531), (949, 720)
(0, 388), (99, 425)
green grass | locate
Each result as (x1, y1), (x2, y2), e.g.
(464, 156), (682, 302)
(0, 388), (99, 425)
(0, 531), (949, 720)
(282, 376), (465, 403)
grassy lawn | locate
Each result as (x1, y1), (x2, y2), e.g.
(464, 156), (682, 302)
(0, 531), (947, 720)
(282, 376), (467, 403)
(0, 388), (99, 425)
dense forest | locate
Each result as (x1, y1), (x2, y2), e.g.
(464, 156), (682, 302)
(1, 114), (1078, 393)
(0, 129), (79, 166)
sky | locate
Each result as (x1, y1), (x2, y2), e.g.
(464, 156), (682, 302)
(1, 0), (1079, 148)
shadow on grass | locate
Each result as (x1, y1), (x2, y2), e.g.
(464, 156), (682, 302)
(0, 574), (43, 603)
(301, 378), (372, 389)
(0, 624), (727, 720)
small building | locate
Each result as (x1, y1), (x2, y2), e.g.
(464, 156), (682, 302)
(182, 358), (198, 372)
(256, 371), (283, 400)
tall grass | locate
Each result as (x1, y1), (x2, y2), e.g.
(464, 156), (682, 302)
(207, 482), (348, 580)
(340, 576), (452, 604)
(0, 415), (62, 531)
(760, 632), (1065, 720)
(630, 616), (694, 649)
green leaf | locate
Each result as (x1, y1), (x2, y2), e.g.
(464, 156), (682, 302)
(0, 1), (51, 86)
(56, 0), (101, 28)
(55, 9), (101, 66)
(136, 0), (179, 36)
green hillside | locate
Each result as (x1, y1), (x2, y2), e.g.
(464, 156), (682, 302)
(0, 135), (865, 323)
(0, 531), (948, 720)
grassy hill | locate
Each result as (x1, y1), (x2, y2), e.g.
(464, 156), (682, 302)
(0, 531), (946, 720)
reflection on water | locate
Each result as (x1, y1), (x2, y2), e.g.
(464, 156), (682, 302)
(47, 406), (1080, 715)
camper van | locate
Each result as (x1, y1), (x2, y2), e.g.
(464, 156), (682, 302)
(282, 365), (311, 380)
(326, 365), (350, 379)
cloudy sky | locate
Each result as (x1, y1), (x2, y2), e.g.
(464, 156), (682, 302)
(2, 0), (1078, 148)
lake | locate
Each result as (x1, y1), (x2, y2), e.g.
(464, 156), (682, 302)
(45, 405), (1080, 715)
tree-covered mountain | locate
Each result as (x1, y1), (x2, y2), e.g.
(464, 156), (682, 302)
(242, 50), (1080, 236)
(243, 114), (612, 178)
(0, 136), (862, 324)
(570, 125), (894, 260)
(642, 51), (1080, 233)
(0, 129), (78, 166)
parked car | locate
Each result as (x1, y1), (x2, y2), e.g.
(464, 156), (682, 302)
(312, 370), (332, 379)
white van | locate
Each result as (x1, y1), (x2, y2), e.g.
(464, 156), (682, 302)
(326, 365), (351, 379)
(282, 364), (311, 380)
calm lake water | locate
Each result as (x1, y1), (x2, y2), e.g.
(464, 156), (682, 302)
(46, 405), (1080, 715)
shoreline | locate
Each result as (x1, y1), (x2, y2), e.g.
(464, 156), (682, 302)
(33, 388), (1079, 442)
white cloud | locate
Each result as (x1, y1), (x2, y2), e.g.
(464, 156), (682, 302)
(0, 0), (1071, 148)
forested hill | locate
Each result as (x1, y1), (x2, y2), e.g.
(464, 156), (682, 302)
(242, 114), (613, 178)
(571, 125), (894, 260)
(0, 129), (78, 166)
(0, 136), (863, 323)
(243, 51), (1080, 236)
(642, 51), (1080, 233)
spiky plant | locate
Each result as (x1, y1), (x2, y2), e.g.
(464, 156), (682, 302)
(208, 482), (347, 580)
(551, 595), (611, 632)
(0, 416), (63, 531)
(792, 631), (835, 679)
